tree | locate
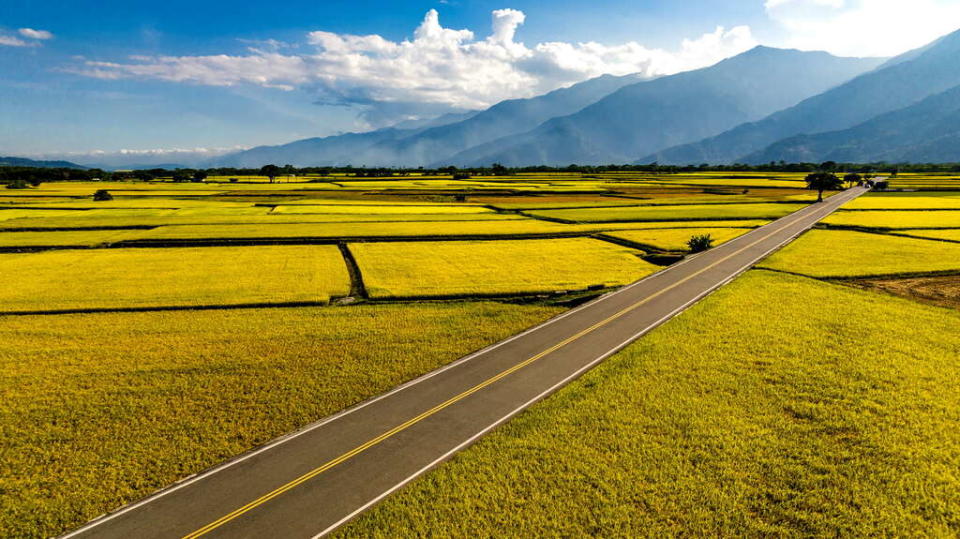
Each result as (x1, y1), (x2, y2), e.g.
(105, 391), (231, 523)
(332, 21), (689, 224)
(260, 164), (281, 183)
(844, 172), (862, 187)
(805, 172), (843, 202)
(93, 189), (113, 201)
(192, 170), (208, 183)
(687, 234), (714, 253)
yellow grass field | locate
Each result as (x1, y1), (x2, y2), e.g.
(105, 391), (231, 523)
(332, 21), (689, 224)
(351, 238), (658, 298)
(0, 246), (351, 312)
(897, 229), (960, 242)
(758, 230), (960, 277)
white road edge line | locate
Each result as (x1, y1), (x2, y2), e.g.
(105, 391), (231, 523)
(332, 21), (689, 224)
(60, 188), (861, 538)
(312, 188), (864, 537)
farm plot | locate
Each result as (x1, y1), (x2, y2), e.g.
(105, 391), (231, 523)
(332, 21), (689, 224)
(351, 238), (658, 298)
(823, 210), (960, 229)
(843, 193), (960, 210)
(271, 204), (495, 215)
(0, 229), (144, 248)
(0, 245), (351, 312)
(525, 203), (804, 223)
(339, 270), (960, 538)
(897, 229), (960, 242)
(603, 227), (754, 252)
(758, 230), (960, 278)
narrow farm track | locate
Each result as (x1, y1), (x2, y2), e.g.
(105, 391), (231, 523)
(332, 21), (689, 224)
(62, 186), (868, 539)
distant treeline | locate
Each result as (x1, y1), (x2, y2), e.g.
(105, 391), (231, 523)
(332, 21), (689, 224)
(4, 160), (960, 186)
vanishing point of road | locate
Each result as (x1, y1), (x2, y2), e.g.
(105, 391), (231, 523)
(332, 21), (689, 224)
(63, 186), (868, 539)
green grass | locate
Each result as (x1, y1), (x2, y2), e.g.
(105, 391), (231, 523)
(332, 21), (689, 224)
(337, 271), (960, 537)
(0, 245), (351, 312)
(603, 227), (754, 252)
(0, 302), (562, 537)
(824, 210), (960, 229)
(758, 230), (960, 278)
(525, 203), (804, 223)
(351, 238), (658, 298)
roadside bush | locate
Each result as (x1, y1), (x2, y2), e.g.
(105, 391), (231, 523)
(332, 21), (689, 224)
(687, 234), (714, 253)
(92, 190), (114, 201)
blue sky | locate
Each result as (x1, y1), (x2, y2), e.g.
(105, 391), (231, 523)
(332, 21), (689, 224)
(2, 0), (959, 163)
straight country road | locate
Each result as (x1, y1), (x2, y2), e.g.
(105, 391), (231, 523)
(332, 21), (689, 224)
(64, 186), (867, 539)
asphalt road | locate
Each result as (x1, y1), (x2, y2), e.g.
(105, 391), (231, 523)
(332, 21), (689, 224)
(64, 186), (867, 539)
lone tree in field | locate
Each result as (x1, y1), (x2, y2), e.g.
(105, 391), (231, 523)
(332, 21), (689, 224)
(687, 234), (713, 253)
(844, 172), (862, 187)
(260, 164), (281, 183)
(93, 189), (113, 201)
(805, 172), (843, 202)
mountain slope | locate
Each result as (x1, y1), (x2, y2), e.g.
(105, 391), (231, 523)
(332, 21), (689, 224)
(441, 47), (884, 167)
(745, 84), (960, 163)
(361, 73), (643, 167)
(646, 28), (960, 164)
(215, 73), (642, 168)
(0, 156), (86, 169)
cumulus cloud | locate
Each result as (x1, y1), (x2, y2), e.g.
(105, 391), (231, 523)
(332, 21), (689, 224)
(68, 9), (757, 124)
(766, 0), (960, 56)
(19, 28), (53, 40)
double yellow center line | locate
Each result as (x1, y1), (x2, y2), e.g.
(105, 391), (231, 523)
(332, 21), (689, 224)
(182, 192), (854, 538)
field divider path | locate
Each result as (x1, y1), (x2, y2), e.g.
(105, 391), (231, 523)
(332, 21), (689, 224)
(62, 187), (868, 539)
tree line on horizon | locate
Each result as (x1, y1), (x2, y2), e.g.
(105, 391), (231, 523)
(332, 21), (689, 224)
(2, 160), (960, 187)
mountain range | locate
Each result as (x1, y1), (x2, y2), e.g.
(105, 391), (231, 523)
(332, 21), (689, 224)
(647, 28), (960, 164)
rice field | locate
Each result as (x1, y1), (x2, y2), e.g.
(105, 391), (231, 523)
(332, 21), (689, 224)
(758, 230), (960, 278)
(0, 302), (560, 537)
(351, 238), (658, 298)
(338, 270), (960, 537)
(823, 210), (960, 229)
(525, 203), (804, 223)
(0, 246), (351, 312)
(897, 229), (960, 242)
(843, 193), (960, 210)
(603, 227), (754, 252)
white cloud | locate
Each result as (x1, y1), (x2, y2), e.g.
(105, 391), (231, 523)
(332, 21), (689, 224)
(766, 0), (960, 57)
(0, 35), (30, 47)
(19, 28), (53, 40)
(68, 8), (757, 122)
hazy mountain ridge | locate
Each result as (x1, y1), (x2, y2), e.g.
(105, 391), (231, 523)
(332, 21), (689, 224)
(0, 156), (86, 169)
(645, 28), (960, 164)
(744, 84), (960, 163)
(440, 47), (885, 167)
(215, 73), (643, 168)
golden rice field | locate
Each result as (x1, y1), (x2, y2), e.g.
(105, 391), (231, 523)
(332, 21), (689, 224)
(0, 229), (143, 248)
(339, 270), (960, 537)
(603, 227), (754, 252)
(270, 204), (494, 215)
(525, 203), (804, 223)
(844, 193), (960, 210)
(898, 229), (960, 242)
(0, 245), (351, 312)
(351, 238), (658, 298)
(0, 302), (561, 537)
(824, 210), (960, 229)
(758, 230), (960, 278)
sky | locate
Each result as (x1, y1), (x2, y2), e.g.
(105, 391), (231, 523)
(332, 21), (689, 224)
(2, 0), (960, 165)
